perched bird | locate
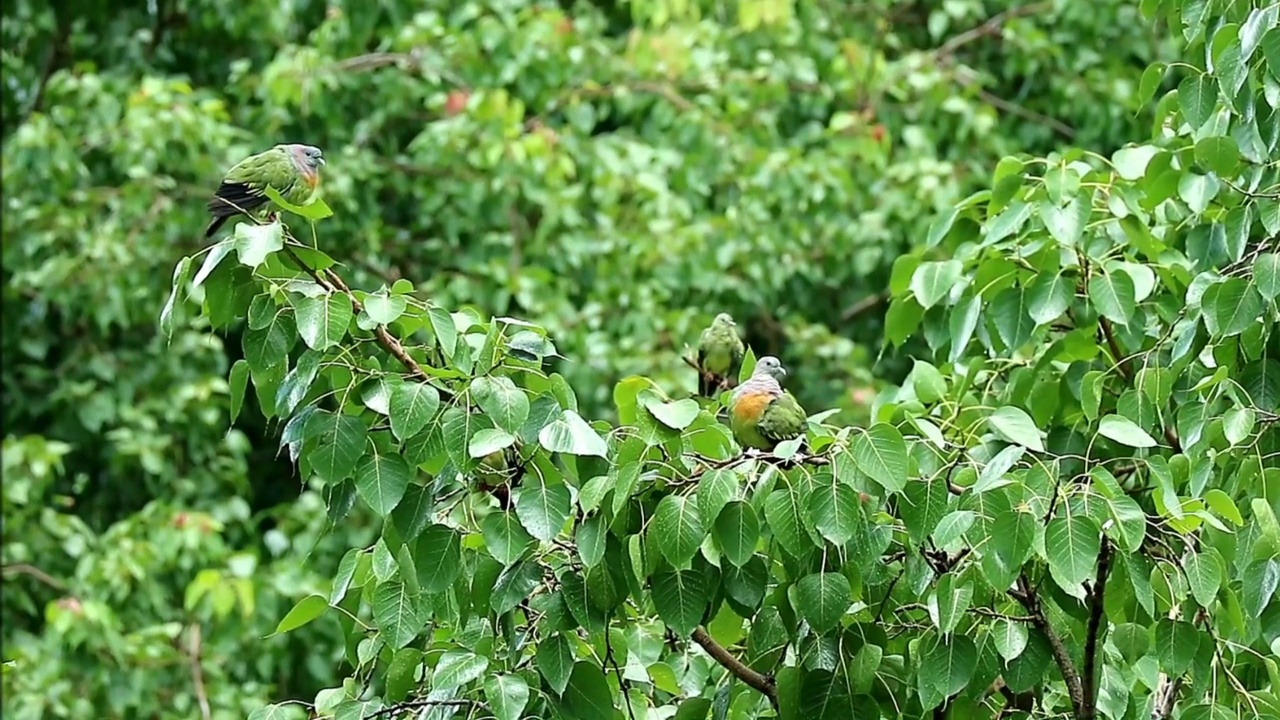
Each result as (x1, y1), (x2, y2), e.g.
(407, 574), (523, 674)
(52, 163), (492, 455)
(728, 356), (807, 451)
(696, 313), (746, 397)
(205, 144), (325, 237)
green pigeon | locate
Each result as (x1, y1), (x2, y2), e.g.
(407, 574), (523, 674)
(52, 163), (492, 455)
(728, 356), (807, 451)
(696, 313), (746, 397)
(205, 144), (326, 237)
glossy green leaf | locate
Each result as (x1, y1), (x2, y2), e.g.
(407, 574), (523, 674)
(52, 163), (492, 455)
(371, 581), (426, 649)
(851, 423), (908, 492)
(911, 260), (963, 309)
(471, 376), (530, 434)
(513, 481), (572, 542)
(292, 293), (353, 351)
(539, 410), (608, 457)
(789, 572), (851, 634)
(1044, 514), (1101, 600)
(389, 381), (441, 442)
(273, 594), (328, 635)
(1097, 414), (1158, 448)
(651, 494), (706, 567)
(651, 569), (709, 637)
(987, 407), (1044, 452)
(713, 500), (759, 567)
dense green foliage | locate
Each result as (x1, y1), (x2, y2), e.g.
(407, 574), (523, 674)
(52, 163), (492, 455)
(5, 0), (1279, 719)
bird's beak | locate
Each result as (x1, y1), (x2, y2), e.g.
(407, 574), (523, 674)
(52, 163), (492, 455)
(318, 157), (327, 166)
(778, 367), (788, 376)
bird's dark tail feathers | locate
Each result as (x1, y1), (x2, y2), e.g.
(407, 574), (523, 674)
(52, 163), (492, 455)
(699, 372), (725, 398)
(205, 215), (229, 238)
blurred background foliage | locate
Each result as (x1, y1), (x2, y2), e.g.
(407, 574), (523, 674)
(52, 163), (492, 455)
(1, 0), (1177, 716)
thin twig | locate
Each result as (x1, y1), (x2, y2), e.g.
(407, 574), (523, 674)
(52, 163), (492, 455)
(875, 568), (906, 623)
(690, 626), (778, 710)
(606, 629), (638, 720)
(2, 563), (67, 590)
(322, 265), (433, 383)
(928, 2), (1077, 142)
(21, 14), (69, 125)
(839, 293), (886, 322)
(1098, 316), (1131, 381)
(969, 607), (1035, 622)
(934, 2), (1053, 58)
(971, 84), (1077, 139)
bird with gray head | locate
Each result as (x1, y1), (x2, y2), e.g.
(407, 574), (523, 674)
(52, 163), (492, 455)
(205, 144), (326, 237)
(728, 356), (807, 451)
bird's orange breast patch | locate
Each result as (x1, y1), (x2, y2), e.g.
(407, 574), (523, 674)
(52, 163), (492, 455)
(732, 391), (772, 420)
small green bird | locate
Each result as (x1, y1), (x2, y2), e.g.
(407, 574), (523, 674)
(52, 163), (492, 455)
(205, 144), (326, 237)
(728, 356), (807, 451)
(696, 313), (746, 397)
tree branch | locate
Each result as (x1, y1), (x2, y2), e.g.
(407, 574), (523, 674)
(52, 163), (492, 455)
(367, 699), (477, 719)
(185, 624), (212, 720)
(1150, 675), (1183, 720)
(605, 628), (638, 720)
(839, 293), (886, 322)
(2, 562), (67, 590)
(964, 79), (1077, 139)
(926, 4), (1076, 140)
(21, 13), (70, 126)
(1009, 574), (1085, 718)
(282, 240), (432, 384)
(1081, 537), (1112, 720)
(691, 626), (778, 710)
(934, 2), (1053, 58)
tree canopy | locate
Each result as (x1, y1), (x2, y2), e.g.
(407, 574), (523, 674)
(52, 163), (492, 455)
(4, 1), (1279, 719)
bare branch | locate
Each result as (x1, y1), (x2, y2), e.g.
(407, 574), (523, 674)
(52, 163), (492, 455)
(2, 563), (67, 590)
(839, 293), (886, 322)
(605, 629), (638, 720)
(690, 626), (778, 710)
(186, 624), (212, 720)
(1009, 574), (1086, 718)
(367, 699), (478, 719)
(1151, 675), (1183, 720)
(934, 2), (1053, 58)
(1081, 538), (1112, 719)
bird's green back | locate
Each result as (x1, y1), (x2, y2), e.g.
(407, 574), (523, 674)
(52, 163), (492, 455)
(698, 322), (744, 375)
(223, 146), (315, 206)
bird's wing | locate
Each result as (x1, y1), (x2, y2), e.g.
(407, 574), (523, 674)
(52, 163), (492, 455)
(209, 150), (278, 217)
(696, 327), (713, 366)
(759, 392), (806, 441)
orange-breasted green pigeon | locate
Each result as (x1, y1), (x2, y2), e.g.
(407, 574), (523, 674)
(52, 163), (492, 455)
(728, 356), (806, 451)
(205, 144), (325, 237)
